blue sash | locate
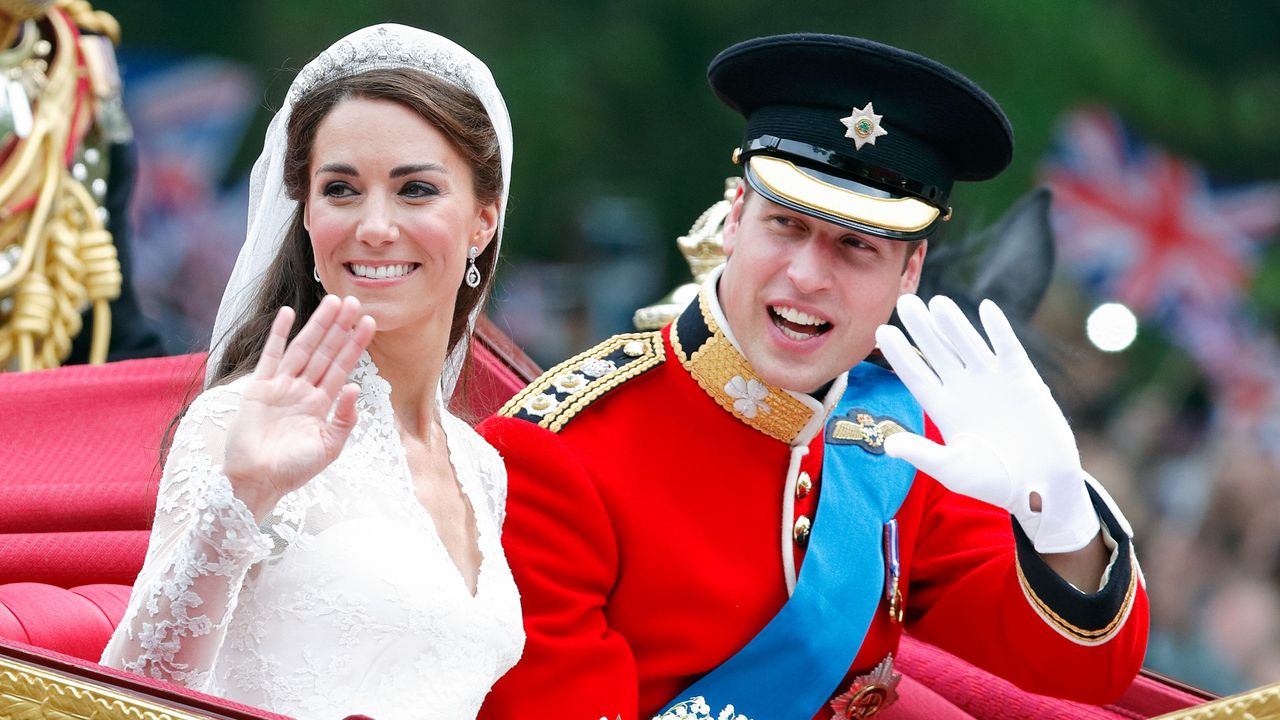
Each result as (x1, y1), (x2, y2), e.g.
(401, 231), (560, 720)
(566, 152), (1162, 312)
(657, 362), (921, 719)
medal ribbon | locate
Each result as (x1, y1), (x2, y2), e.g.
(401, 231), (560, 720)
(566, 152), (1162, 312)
(657, 362), (920, 719)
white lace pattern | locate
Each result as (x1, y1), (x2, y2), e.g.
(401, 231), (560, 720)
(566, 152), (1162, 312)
(101, 355), (524, 720)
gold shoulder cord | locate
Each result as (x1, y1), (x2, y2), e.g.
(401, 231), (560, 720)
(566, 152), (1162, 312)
(0, 0), (123, 371)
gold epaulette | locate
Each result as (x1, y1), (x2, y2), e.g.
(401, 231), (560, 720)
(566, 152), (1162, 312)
(498, 331), (665, 432)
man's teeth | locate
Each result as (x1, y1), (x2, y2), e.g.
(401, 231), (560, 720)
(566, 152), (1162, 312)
(772, 305), (825, 327)
(779, 325), (811, 342)
(349, 263), (414, 279)
(771, 305), (831, 341)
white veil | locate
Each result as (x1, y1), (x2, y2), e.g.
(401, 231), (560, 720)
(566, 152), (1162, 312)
(205, 24), (513, 399)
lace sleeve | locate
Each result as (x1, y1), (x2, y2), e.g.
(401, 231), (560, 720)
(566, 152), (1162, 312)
(100, 383), (274, 691)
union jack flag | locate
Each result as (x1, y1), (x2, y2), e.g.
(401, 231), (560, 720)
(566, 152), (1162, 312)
(1043, 108), (1280, 319)
(1042, 107), (1280, 446)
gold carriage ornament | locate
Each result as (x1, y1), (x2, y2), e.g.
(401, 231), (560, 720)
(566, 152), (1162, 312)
(632, 176), (739, 331)
(1151, 683), (1280, 719)
(0, 0), (126, 371)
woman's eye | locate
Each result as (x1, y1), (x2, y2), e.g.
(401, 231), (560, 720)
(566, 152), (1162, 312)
(401, 181), (439, 198)
(322, 181), (355, 198)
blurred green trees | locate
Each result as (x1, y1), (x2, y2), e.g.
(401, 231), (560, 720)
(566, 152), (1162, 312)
(104, 0), (1280, 270)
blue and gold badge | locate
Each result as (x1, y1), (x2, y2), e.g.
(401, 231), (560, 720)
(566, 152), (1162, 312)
(826, 409), (906, 454)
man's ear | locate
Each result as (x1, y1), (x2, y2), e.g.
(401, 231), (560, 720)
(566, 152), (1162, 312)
(899, 240), (927, 295)
(722, 183), (748, 258)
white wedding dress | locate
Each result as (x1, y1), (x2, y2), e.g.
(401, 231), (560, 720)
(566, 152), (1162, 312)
(101, 355), (525, 720)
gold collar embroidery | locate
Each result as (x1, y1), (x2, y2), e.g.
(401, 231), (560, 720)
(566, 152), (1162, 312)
(670, 289), (819, 444)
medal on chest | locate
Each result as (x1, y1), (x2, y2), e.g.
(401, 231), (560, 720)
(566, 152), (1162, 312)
(828, 654), (902, 719)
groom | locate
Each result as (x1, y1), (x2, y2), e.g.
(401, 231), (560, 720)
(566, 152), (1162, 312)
(479, 34), (1147, 719)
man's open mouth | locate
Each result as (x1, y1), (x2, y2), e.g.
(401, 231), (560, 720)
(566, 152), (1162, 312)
(769, 305), (832, 342)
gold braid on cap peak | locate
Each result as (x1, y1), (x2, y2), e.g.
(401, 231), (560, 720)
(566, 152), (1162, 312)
(0, 2), (124, 370)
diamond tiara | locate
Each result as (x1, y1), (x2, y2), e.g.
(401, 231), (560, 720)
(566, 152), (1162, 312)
(288, 25), (477, 104)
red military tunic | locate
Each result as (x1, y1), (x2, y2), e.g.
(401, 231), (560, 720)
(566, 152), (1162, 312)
(478, 290), (1147, 720)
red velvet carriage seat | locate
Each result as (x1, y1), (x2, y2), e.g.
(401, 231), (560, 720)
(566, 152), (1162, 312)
(0, 319), (1213, 719)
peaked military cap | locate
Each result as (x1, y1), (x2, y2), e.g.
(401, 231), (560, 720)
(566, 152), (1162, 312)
(709, 33), (1014, 240)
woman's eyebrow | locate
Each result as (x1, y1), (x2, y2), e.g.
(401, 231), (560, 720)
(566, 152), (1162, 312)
(391, 162), (447, 178)
(315, 162), (357, 177)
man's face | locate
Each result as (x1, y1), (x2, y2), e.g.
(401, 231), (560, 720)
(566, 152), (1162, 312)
(719, 187), (926, 393)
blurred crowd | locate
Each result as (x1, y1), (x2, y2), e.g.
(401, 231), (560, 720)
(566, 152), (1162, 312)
(1042, 284), (1280, 695)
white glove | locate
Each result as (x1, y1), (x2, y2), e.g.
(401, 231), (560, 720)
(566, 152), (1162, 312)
(874, 294), (1101, 554)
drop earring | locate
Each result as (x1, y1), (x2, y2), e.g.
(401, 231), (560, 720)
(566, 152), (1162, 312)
(464, 246), (481, 288)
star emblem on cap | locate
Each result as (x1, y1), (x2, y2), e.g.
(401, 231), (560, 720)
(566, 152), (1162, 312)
(841, 102), (888, 151)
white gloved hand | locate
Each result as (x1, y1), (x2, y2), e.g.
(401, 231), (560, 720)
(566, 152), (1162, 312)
(874, 294), (1101, 554)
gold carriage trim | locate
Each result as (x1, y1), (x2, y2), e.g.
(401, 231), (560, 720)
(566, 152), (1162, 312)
(1014, 544), (1138, 647)
(670, 290), (815, 445)
(498, 331), (665, 433)
(0, 653), (210, 720)
(1151, 681), (1280, 719)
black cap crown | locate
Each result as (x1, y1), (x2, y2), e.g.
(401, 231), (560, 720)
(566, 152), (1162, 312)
(709, 33), (1013, 240)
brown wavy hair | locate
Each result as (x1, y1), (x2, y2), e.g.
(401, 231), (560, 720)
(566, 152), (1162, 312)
(208, 67), (502, 390)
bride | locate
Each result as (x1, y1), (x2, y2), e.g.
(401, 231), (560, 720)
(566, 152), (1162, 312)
(101, 24), (523, 720)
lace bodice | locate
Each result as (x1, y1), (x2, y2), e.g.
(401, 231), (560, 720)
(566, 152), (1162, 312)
(101, 356), (524, 720)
